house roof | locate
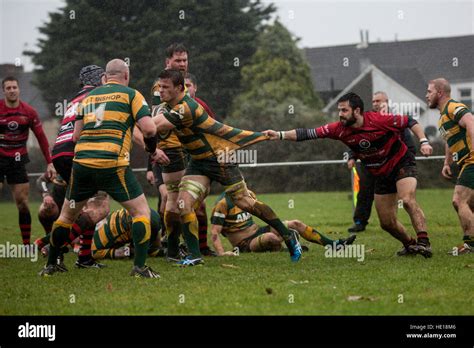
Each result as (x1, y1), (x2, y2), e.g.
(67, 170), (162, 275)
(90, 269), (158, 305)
(305, 35), (474, 96)
(322, 64), (427, 113)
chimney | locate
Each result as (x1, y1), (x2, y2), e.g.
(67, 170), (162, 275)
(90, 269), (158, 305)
(356, 29), (368, 49)
(356, 30), (370, 73)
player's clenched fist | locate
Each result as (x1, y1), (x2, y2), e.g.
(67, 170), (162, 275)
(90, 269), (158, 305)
(262, 129), (279, 140)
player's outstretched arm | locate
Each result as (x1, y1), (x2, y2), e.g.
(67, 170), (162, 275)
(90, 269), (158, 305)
(263, 129), (297, 141)
(153, 111), (176, 132)
(409, 123), (433, 157)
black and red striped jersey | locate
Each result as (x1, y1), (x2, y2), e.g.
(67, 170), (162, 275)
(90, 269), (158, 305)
(315, 112), (411, 176)
(51, 86), (95, 159)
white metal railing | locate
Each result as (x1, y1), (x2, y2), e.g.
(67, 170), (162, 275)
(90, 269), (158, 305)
(26, 156), (446, 177)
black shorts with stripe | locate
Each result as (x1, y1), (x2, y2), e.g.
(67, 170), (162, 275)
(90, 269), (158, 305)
(457, 163), (474, 189)
(184, 156), (244, 187)
(160, 148), (187, 173)
(374, 151), (417, 195)
(235, 226), (271, 252)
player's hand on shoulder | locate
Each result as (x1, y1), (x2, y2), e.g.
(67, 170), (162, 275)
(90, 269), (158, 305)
(262, 129), (279, 140)
(441, 164), (453, 179)
(420, 143), (433, 157)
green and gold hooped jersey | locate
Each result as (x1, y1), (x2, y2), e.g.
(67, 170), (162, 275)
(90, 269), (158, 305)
(162, 94), (268, 160)
(438, 99), (474, 166)
(95, 208), (161, 247)
(96, 209), (134, 247)
(211, 191), (256, 235)
(151, 80), (185, 150)
(75, 82), (151, 168)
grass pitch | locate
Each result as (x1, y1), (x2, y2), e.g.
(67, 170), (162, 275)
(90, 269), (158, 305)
(0, 189), (472, 315)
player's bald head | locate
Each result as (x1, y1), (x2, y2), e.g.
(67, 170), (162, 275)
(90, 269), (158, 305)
(106, 59), (128, 75)
(429, 78), (451, 95)
(105, 59), (129, 84)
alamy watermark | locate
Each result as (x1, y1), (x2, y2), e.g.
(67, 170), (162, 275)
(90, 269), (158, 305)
(324, 242), (365, 262)
(387, 100), (422, 119)
(18, 322), (55, 341)
(0, 242), (38, 262)
(216, 147), (257, 166)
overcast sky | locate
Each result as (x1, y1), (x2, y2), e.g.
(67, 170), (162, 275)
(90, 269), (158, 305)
(1, 0), (473, 72)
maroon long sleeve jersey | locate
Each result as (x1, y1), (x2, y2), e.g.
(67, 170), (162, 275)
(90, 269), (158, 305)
(0, 99), (51, 163)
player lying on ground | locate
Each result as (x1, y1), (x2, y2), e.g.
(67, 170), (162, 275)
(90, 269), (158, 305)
(264, 92), (434, 258)
(210, 190), (356, 255)
(426, 78), (474, 255)
(92, 209), (162, 260)
(151, 69), (303, 266)
(35, 172), (110, 268)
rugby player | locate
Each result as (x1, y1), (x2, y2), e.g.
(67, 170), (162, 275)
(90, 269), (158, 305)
(39, 59), (161, 278)
(149, 43), (214, 259)
(36, 172), (66, 235)
(0, 76), (56, 245)
(92, 208), (161, 260)
(426, 78), (474, 254)
(265, 92), (434, 258)
(210, 190), (356, 255)
(152, 69), (303, 266)
(45, 65), (110, 268)
(346, 91), (416, 232)
(35, 66), (110, 266)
